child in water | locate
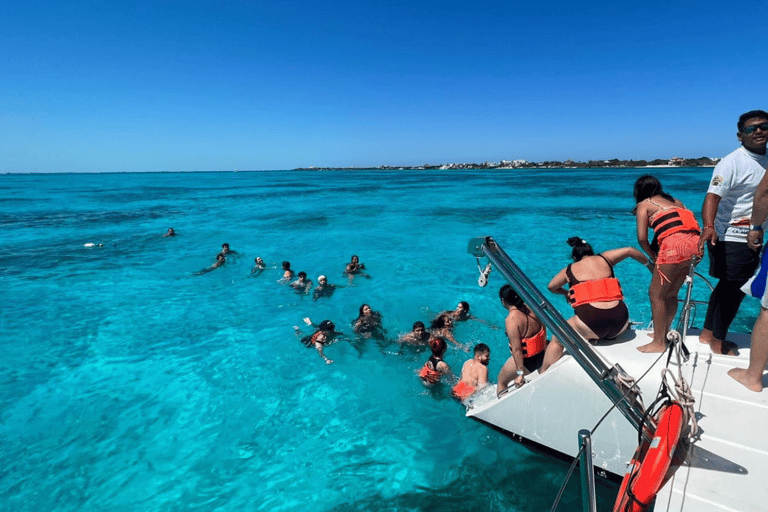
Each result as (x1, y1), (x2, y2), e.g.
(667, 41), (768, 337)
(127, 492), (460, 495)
(419, 337), (450, 385)
(452, 343), (491, 399)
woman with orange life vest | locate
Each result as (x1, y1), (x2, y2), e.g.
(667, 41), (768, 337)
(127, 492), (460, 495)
(299, 319), (338, 364)
(419, 337), (451, 385)
(497, 285), (548, 395)
(540, 237), (652, 373)
(633, 175), (702, 353)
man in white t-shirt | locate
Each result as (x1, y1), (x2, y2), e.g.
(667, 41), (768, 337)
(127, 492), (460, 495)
(698, 110), (768, 355)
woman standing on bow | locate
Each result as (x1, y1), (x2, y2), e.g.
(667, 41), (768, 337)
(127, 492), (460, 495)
(633, 175), (702, 353)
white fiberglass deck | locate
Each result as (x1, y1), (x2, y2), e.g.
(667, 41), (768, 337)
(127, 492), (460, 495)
(650, 330), (768, 512)
(465, 328), (768, 512)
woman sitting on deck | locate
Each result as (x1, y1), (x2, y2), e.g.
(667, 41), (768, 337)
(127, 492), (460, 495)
(497, 285), (548, 395)
(633, 175), (702, 353)
(540, 237), (651, 372)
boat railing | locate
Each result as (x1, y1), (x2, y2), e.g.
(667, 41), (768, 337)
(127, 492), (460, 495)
(468, 236), (647, 434)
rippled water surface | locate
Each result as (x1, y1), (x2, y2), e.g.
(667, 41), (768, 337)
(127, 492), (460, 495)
(0, 168), (757, 511)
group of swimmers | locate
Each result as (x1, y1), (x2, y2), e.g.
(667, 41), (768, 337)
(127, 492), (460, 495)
(294, 292), (495, 401)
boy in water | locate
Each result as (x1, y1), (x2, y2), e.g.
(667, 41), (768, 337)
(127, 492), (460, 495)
(399, 321), (430, 346)
(452, 343), (491, 399)
(291, 271), (313, 294)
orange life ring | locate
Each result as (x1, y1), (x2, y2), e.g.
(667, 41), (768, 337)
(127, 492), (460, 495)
(613, 402), (685, 512)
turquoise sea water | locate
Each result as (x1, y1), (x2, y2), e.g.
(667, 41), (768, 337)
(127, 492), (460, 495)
(0, 168), (760, 512)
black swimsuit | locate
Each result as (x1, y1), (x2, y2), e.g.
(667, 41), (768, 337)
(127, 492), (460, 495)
(566, 255), (629, 340)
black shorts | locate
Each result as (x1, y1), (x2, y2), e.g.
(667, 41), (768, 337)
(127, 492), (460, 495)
(707, 241), (760, 282)
(523, 350), (546, 373)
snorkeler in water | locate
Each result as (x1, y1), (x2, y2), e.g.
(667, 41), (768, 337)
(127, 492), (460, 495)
(163, 228), (176, 237)
(196, 253), (226, 275)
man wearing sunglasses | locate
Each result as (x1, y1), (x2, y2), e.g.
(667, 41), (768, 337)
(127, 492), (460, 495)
(698, 110), (768, 356)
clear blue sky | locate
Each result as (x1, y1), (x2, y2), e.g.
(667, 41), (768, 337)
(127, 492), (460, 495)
(2, 0), (766, 172)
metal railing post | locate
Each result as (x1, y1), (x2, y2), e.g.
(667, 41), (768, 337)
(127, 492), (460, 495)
(579, 429), (598, 512)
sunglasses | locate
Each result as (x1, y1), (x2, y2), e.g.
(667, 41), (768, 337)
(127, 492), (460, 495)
(742, 122), (768, 135)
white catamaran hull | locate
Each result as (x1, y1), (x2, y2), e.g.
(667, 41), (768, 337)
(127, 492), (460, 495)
(465, 327), (768, 512)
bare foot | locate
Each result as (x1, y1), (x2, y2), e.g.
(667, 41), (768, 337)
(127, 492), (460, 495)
(727, 368), (763, 392)
(699, 330), (715, 345)
(709, 339), (739, 356)
(637, 341), (667, 353)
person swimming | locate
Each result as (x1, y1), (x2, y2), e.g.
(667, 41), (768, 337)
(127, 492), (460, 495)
(291, 271), (313, 294)
(298, 319), (340, 364)
(343, 255), (370, 281)
(399, 321), (430, 347)
(219, 243), (239, 259)
(250, 257), (267, 276)
(419, 337), (450, 385)
(352, 303), (386, 340)
(429, 313), (464, 350)
(313, 275), (342, 300)
(447, 301), (473, 321)
(163, 228), (176, 237)
(196, 253), (226, 275)
(453, 343), (491, 399)
(280, 261), (294, 282)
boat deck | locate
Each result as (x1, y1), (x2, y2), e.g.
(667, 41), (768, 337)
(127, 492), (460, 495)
(597, 329), (768, 512)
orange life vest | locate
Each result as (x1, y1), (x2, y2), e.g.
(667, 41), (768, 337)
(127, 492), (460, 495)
(520, 325), (547, 358)
(310, 330), (325, 345)
(650, 208), (700, 243)
(419, 358), (443, 384)
(568, 277), (624, 307)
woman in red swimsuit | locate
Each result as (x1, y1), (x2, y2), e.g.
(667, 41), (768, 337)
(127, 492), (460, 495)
(633, 175), (702, 353)
(541, 237), (651, 372)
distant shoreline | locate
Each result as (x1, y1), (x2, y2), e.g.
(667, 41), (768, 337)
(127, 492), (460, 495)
(293, 157), (718, 172)
(1, 160), (717, 175)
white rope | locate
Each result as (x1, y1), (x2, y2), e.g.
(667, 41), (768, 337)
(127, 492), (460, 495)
(661, 329), (699, 437)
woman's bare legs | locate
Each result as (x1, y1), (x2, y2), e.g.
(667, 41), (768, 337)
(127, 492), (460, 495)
(540, 316), (597, 373)
(638, 262), (689, 353)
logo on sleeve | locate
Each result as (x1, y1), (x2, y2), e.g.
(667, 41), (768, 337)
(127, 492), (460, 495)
(711, 175), (723, 187)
